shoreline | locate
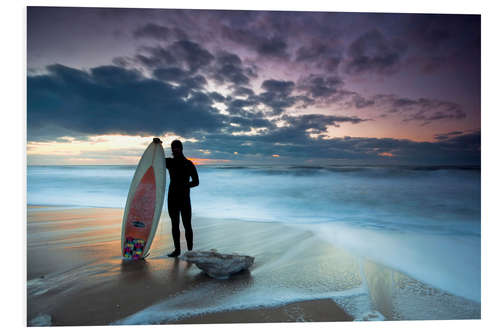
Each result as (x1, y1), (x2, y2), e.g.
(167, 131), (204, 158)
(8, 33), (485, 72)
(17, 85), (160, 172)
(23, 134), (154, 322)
(27, 206), (354, 325)
(27, 206), (480, 326)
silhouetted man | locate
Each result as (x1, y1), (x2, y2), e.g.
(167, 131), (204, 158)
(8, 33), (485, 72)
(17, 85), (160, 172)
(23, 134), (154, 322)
(165, 140), (199, 257)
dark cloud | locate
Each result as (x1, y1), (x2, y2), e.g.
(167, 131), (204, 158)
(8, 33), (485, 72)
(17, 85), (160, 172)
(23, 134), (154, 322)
(168, 40), (215, 72)
(190, 121), (479, 165)
(295, 42), (328, 62)
(258, 79), (297, 115)
(221, 84), (313, 125)
(399, 100), (466, 125)
(226, 97), (259, 114)
(282, 114), (365, 132)
(244, 64), (259, 79)
(153, 67), (207, 90)
(90, 65), (142, 85)
(233, 86), (255, 97)
(406, 109), (466, 126)
(153, 66), (188, 81)
(208, 92), (226, 103)
(111, 56), (134, 68)
(298, 87), (468, 127)
(189, 78), (211, 93)
(257, 37), (289, 58)
(134, 39), (257, 89)
(434, 131), (463, 141)
(136, 47), (176, 68)
(190, 113), (369, 160)
(133, 23), (170, 40)
(249, 114), (367, 149)
(222, 96), (275, 133)
(295, 41), (342, 72)
(225, 115), (275, 132)
(438, 130), (480, 153)
(27, 64), (225, 140)
(216, 51), (242, 66)
(293, 75), (379, 111)
(221, 26), (289, 59)
(351, 131), (479, 164)
(297, 74), (344, 98)
(354, 94), (466, 126)
(344, 29), (408, 75)
(171, 27), (190, 41)
(220, 27), (259, 47)
(137, 40), (214, 73)
(352, 94), (375, 108)
(212, 51), (251, 85)
(261, 79), (294, 95)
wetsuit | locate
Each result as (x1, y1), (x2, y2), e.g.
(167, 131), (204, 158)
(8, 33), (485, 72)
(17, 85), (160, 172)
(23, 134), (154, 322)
(165, 156), (199, 252)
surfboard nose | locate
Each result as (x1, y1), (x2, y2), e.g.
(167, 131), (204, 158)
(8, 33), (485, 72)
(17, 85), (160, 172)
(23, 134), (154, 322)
(153, 137), (162, 144)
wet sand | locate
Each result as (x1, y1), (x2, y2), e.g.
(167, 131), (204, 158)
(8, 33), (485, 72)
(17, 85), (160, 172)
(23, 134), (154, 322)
(27, 206), (353, 326)
(27, 206), (480, 326)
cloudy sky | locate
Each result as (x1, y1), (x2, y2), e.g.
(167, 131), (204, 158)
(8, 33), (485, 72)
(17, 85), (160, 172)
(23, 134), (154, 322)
(27, 6), (480, 165)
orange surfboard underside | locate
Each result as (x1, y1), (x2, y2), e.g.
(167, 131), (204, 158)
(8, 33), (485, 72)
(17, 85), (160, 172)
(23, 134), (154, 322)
(123, 166), (156, 255)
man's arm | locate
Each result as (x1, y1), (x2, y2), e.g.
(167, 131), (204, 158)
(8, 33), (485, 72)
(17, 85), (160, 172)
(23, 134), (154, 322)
(189, 162), (199, 188)
(165, 157), (172, 169)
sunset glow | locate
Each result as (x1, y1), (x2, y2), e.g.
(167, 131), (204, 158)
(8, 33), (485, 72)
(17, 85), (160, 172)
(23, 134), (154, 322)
(187, 157), (231, 165)
(27, 133), (200, 165)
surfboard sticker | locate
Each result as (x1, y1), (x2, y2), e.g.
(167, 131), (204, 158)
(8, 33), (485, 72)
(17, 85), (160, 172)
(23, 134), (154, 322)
(123, 238), (145, 259)
(132, 221), (146, 228)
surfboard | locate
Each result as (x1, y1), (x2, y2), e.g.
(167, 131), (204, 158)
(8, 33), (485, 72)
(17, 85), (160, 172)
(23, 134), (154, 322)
(121, 138), (166, 260)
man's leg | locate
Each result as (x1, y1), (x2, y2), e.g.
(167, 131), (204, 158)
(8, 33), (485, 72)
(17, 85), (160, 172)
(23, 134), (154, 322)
(168, 199), (181, 257)
(180, 198), (193, 251)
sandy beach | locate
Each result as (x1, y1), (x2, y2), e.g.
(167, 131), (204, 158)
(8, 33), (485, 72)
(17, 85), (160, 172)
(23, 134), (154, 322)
(27, 206), (355, 326)
(27, 205), (480, 326)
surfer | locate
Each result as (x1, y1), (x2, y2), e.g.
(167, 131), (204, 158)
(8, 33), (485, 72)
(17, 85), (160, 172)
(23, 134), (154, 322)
(165, 140), (199, 257)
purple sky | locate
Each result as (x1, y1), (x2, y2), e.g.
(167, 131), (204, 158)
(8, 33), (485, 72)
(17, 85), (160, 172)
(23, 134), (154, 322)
(27, 7), (480, 165)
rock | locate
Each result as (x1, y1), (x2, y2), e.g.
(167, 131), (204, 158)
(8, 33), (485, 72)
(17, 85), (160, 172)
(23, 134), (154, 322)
(179, 250), (254, 279)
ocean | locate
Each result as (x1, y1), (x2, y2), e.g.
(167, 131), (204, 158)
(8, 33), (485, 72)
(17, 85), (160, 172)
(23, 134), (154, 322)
(27, 164), (481, 322)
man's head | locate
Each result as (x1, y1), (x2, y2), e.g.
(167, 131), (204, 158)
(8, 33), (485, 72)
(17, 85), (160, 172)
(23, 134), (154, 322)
(171, 140), (183, 158)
